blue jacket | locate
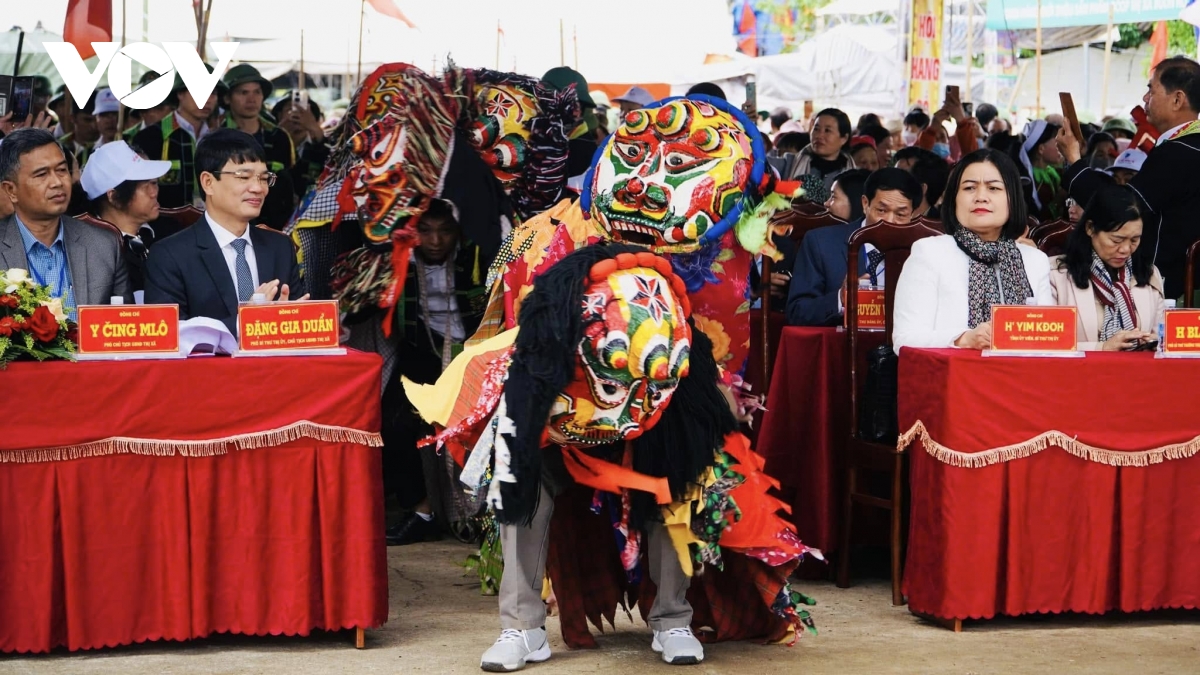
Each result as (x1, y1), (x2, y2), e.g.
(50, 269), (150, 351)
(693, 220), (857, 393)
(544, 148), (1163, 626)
(785, 220), (869, 327)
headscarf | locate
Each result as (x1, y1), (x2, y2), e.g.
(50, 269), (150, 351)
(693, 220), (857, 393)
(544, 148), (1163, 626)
(1019, 119), (1048, 210)
(1089, 250), (1137, 342)
(952, 226), (1035, 328)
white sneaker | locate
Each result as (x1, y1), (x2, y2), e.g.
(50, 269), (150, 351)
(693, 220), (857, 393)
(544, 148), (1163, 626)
(651, 626), (705, 665)
(480, 628), (551, 672)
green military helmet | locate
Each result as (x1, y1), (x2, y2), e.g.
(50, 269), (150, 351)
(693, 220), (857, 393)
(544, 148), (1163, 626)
(222, 63), (273, 99)
(32, 76), (53, 98)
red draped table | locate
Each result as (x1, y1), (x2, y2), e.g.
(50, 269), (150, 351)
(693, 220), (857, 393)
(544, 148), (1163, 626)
(756, 327), (884, 555)
(899, 348), (1200, 621)
(0, 352), (388, 653)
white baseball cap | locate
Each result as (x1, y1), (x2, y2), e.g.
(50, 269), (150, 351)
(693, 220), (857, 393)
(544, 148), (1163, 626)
(1111, 148), (1147, 173)
(611, 85), (656, 108)
(81, 141), (172, 200)
(94, 88), (120, 115)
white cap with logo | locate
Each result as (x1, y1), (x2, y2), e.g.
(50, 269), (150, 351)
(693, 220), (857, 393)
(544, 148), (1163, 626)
(80, 141), (172, 200)
(1111, 149), (1147, 173)
(94, 88), (120, 115)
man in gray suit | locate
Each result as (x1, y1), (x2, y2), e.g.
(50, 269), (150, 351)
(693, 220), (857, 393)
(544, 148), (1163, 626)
(0, 128), (130, 317)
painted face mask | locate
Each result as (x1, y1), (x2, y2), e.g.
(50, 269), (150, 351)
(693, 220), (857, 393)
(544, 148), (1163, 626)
(547, 265), (691, 445)
(585, 98), (758, 253)
(469, 83), (539, 188)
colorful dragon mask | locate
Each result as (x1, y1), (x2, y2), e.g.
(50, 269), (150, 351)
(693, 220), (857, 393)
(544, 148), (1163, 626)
(548, 252), (692, 446)
(465, 69), (579, 221)
(582, 95), (770, 254)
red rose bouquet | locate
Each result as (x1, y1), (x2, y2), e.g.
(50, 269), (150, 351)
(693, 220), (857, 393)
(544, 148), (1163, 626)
(0, 268), (77, 367)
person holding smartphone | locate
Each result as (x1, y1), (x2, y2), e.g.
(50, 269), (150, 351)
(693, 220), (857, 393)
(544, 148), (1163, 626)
(1050, 178), (1163, 351)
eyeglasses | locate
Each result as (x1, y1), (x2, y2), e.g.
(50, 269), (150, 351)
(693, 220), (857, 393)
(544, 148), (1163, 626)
(215, 170), (277, 187)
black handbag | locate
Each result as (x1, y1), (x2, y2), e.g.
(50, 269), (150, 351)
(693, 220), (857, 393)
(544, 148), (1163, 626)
(858, 344), (899, 443)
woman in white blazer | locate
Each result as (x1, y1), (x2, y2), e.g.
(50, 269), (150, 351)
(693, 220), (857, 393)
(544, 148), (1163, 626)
(1049, 180), (1163, 350)
(893, 149), (1055, 353)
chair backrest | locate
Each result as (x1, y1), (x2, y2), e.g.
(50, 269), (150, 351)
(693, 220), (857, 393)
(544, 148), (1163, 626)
(1029, 217), (1068, 242)
(845, 219), (943, 436)
(1026, 215), (1041, 237)
(1185, 239), (1200, 307)
(158, 205), (205, 228)
(1036, 222), (1071, 257)
(771, 206), (847, 245)
(74, 213), (122, 238)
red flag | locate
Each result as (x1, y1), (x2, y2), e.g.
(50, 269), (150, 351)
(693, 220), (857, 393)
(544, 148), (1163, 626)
(737, 1), (757, 56)
(366, 0), (417, 28)
(1150, 20), (1169, 71)
(63, 0), (113, 61)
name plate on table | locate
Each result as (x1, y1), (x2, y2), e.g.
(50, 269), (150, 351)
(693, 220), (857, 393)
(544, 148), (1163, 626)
(1161, 309), (1200, 357)
(986, 305), (1083, 357)
(236, 300), (344, 357)
(76, 304), (183, 360)
(855, 287), (886, 331)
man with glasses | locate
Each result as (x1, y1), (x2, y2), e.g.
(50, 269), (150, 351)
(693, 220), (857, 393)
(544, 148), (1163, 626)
(145, 129), (305, 335)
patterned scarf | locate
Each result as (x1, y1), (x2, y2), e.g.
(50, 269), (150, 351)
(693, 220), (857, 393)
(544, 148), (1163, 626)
(952, 227), (1035, 328)
(1089, 250), (1137, 342)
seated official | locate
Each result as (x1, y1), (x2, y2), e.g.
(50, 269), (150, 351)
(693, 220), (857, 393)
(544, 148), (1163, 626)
(893, 149), (1055, 352)
(786, 168), (922, 326)
(1051, 180), (1163, 351)
(382, 198), (490, 546)
(81, 141), (174, 294)
(145, 129), (305, 334)
(0, 128), (130, 317)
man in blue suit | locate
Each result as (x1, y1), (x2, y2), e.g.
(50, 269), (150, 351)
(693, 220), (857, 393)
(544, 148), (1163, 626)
(146, 129), (305, 335)
(786, 168), (923, 326)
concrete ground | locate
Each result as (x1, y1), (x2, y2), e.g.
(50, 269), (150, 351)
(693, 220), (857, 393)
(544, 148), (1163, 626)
(3, 540), (1200, 675)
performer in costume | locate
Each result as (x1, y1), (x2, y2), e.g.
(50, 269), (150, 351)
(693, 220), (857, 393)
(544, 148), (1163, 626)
(408, 245), (818, 671)
(474, 95), (798, 413)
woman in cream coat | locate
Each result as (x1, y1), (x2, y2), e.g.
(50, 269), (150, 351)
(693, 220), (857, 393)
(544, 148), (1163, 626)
(1049, 180), (1163, 351)
(893, 149), (1055, 353)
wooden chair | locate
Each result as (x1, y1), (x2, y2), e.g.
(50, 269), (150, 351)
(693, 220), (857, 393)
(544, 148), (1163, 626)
(1036, 222), (1072, 258)
(75, 213), (122, 238)
(158, 205), (205, 228)
(757, 206), (848, 389)
(1184, 240), (1200, 307)
(1029, 217), (1067, 243)
(839, 218), (943, 607)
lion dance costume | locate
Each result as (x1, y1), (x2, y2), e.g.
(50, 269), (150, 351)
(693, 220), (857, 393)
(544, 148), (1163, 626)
(408, 94), (816, 667)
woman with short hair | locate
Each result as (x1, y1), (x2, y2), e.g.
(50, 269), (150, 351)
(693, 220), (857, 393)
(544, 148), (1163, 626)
(787, 108), (856, 203)
(892, 149), (1055, 352)
(1051, 180), (1163, 351)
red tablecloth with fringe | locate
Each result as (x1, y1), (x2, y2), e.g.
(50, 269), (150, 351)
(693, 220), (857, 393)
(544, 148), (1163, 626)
(0, 352), (388, 653)
(899, 348), (1200, 621)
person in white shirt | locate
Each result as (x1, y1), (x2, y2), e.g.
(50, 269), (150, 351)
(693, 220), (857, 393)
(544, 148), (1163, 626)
(893, 148), (1055, 352)
(144, 129), (305, 334)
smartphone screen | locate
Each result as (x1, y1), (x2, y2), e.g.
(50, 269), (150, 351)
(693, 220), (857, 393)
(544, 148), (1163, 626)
(11, 77), (32, 122)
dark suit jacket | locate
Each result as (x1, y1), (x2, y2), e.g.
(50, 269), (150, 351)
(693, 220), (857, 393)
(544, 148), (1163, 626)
(0, 214), (131, 306)
(786, 219), (869, 327)
(144, 220), (304, 335)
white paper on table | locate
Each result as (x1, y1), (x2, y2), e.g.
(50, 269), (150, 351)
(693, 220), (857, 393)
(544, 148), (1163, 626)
(178, 317), (238, 356)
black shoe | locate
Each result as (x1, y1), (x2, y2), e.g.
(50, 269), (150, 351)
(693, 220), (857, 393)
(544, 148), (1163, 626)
(386, 512), (441, 546)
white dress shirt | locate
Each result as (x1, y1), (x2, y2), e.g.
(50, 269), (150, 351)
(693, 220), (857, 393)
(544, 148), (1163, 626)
(892, 235), (1055, 354)
(206, 213), (259, 292)
(174, 111), (213, 142)
(421, 260), (466, 341)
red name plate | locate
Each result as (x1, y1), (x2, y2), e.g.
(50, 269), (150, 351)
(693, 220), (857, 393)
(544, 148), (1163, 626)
(855, 288), (885, 330)
(1163, 309), (1200, 353)
(77, 304), (180, 353)
(990, 305), (1078, 352)
(237, 300), (340, 352)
